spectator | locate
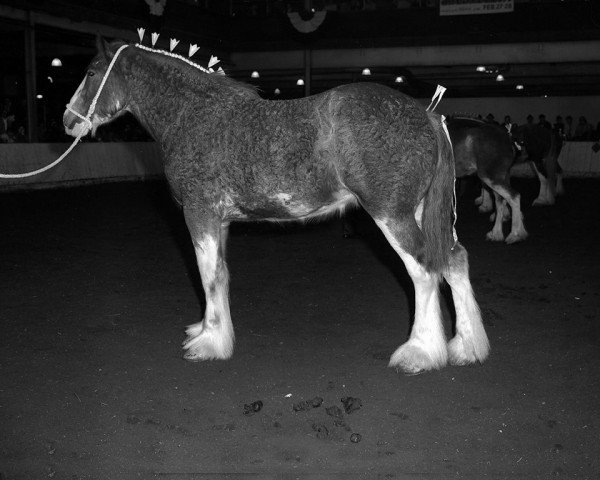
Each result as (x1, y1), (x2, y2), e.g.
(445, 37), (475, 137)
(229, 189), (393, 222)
(485, 113), (498, 125)
(594, 122), (600, 142)
(574, 116), (592, 140)
(526, 114), (534, 125)
(538, 114), (551, 129)
(564, 115), (574, 140)
(1, 99), (15, 143)
(554, 115), (565, 138)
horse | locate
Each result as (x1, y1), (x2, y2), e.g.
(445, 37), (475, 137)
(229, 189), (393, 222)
(62, 39), (489, 375)
(511, 124), (565, 206)
(447, 116), (528, 244)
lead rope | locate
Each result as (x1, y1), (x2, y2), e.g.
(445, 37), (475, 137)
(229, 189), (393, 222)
(0, 44), (129, 179)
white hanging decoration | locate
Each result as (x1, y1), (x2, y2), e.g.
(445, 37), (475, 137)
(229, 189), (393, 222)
(188, 44), (200, 58)
(208, 56), (220, 69)
(216, 67), (225, 75)
(151, 32), (160, 47)
(137, 27), (145, 43)
(169, 38), (179, 52)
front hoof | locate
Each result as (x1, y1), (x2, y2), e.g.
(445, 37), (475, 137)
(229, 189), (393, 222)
(505, 231), (528, 244)
(486, 230), (504, 242)
(389, 342), (446, 374)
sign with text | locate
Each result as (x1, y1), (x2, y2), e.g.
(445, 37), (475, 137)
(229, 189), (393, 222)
(440, 0), (514, 16)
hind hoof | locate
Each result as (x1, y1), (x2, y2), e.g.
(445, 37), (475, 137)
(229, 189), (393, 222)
(485, 230), (504, 242)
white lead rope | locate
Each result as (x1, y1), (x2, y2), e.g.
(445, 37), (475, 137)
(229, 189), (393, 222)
(0, 44), (129, 179)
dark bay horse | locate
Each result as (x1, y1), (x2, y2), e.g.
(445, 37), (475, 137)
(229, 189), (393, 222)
(63, 39), (489, 374)
(447, 116), (528, 244)
(511, 124), (564, 205)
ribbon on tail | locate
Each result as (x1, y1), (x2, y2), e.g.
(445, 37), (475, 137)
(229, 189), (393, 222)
(426, 85), (447, 113)
(440, 113), (459, 247)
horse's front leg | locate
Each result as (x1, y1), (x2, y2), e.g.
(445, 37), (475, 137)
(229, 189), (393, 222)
(182, 209), (234, 361)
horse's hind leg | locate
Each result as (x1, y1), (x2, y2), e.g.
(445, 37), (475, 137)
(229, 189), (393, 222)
(182, 210), (234, 361)
(374, 216), (448, 375)
(444, 243), (490, 366)
(484, 190), (506, 242)
(482, 178), (528, 243)
(477, 186), (494, 213)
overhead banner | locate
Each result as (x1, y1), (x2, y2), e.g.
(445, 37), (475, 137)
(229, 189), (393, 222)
(440, 0), (514, 16)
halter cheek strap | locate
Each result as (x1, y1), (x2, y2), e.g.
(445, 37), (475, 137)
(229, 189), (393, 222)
(65, 44), (129, 130)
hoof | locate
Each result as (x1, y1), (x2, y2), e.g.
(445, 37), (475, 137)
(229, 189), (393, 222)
(505, 231), (528, 244)
(182, 322), (233, 361)
(448, 334), (490, 366)
(478, 204), (493, 213)
(485, 230), (504, 242)
(532, 198), (554, 207)
(389, 342), (447, 375)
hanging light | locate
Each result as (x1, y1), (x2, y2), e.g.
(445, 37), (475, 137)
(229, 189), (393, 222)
(296, 79), (304, 86)
(51, 58), (62, 67)
(516, 84), (524, 90)
(36, 94), (43, 99)
(362, 68), (371, 76)
(47, 76), (53, 84)
(476, 65), (486, 72)
(250, 71), (259, 78)
(274, 88), (281, 95)
(394, 76), (405, 83)
(496, 74), (505, 82)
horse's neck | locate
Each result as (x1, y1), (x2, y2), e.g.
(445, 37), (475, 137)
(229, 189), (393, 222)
(125, 56), (213, 142)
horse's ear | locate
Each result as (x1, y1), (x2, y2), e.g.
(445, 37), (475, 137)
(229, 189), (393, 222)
(95, 36), (112, 61)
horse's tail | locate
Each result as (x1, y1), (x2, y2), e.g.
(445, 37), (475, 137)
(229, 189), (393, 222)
(421, 112), (456, 274)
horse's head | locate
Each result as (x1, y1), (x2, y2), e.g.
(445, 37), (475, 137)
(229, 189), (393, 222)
(63, 38), (129, 138)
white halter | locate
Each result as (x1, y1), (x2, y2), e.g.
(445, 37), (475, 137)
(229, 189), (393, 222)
(0, 44), (129, 179)
(65, 44), (129, 134)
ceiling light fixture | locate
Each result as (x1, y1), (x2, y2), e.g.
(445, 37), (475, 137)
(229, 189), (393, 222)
(274, 88), (281, 95)
(395, 76), (405, 83)
(362, 68), (371, 76)
(476, 65), (486, 72)
(496, 74), (505, 82)
(296, 79), (304, 86)
(250, 71), (259, 78)
(51, 58), (62, 67)
(516, 84), (524, 90)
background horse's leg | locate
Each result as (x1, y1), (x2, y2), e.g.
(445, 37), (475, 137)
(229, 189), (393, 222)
(531, 162), (554, 206)
(182, 210), (234, 361)
(443, 242), (490, 366)
(485, 190), (506, 242)
(477, 187), (494, 213)
(374, 217), (448, 375)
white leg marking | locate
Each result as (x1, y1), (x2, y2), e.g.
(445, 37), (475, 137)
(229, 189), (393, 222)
(532, 164), (554, 206)
(486, 192), (505, 242)
(478, 188), (494, 213)
(183, 234), (234, 361)
(375, 219), (448, 374)
(444, 245), (490, 366)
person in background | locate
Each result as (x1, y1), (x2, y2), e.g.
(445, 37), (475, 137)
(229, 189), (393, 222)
(526, 114), (534, 125)
(538, 114), (551, 129)
(553, 115), (565, 138)
(564, 115), (574, 140)
(485, 113), (499, 125)
(574, 116), (592, 140)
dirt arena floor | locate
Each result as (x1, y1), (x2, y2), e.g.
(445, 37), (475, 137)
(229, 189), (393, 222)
(1, 177), (599, 479)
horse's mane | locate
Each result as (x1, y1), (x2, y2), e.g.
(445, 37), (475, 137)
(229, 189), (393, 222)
(114, 41), (259, 99)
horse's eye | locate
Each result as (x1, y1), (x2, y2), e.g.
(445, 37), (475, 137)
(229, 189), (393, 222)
(87, 71), (95, 77)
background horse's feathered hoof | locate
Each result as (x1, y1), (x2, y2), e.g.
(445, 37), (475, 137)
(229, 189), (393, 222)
(389, 342), (447, 375)
(485, 230), (505, 242)
(505, 230), (528, 244)
(182, 322), (234, 361)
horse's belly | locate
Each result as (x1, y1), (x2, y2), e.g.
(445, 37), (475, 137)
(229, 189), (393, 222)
(227, 190), (357, 221)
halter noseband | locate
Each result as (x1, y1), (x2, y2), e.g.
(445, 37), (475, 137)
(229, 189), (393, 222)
(65, 44), (129, 131)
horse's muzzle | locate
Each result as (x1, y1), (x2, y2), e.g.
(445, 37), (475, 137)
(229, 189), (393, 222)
(63, 110), (91, 138)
